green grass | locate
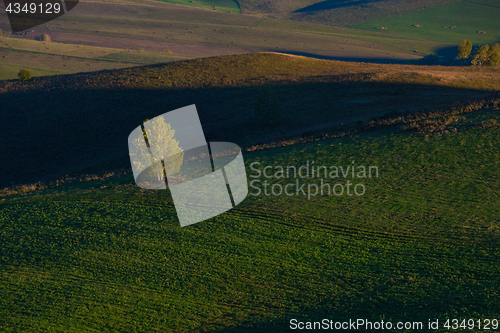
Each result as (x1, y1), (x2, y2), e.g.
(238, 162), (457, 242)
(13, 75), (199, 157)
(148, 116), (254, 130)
(0, 38), (120, 58)
(1, 53), (500, 188)
(350, 1), (500, 45)
(155, 0), (240, 13)
(1, 0), (498, 69)
(467, 0), (500, 6)
(285, 0), (461, 26)
(0, 38), (195, 78)
(97, 50), (194, 63)
(0, 1), (454, 63)
(39, 14), (423, 61)
(0, 62), (69, 80)
(247, 107), (500, 234)
(0, 105), (499, 332)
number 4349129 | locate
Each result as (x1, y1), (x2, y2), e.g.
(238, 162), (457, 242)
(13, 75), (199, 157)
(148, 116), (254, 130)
(443, 319), (498, 330)
(5, 2), (62, 14)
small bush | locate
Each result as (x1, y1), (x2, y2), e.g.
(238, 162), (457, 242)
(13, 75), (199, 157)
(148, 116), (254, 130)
(0, 28), (3, 39)
(17, 69), (32, 81)
(138, 48), (145, 52)
(165, 49), (172, 53)
(254, 85), (282, 128)
(40, 33), (51, 42)
(481, 119), (498, 128)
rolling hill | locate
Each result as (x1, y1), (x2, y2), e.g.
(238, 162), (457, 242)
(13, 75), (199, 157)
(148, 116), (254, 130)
(286, 0), (461, 26)
(1, 53), (499, 330)
(0, 38), (195, 80)
(0, 0), (499, 330)
(1, 53), (500, 189)
(0, 0), (468, 73)
(350, 0), (500, 45)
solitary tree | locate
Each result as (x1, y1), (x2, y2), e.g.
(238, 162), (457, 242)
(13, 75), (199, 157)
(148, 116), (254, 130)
(130, 117), (184, 184)
(457, 40), (472, 61)
(254, 85), (282, 128)
(17, 69), (32, 81)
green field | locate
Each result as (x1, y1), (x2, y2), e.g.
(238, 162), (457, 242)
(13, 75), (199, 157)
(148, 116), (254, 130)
(0, 0), (498, 74)
(1, 101), (499, 331)
(0, 62), (69, 80)
(0, 0), (454, 70)
(0, 0), (499, 330)
(350, 1), (500, 45)
(0, 38), (195, 78)
(2, 53), (500, 188)
(282, 0), (461, 26)
(0, 14), (499, 326)
(155, 0), (240, 13)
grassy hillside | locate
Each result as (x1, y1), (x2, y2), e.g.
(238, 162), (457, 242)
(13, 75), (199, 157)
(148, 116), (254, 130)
(1, 53), (500, 188)
(0, 62), (69, 80)
(155, 0), (241, 13)
(0, 0), (456, 65)
(1, 99), (499, 331)
(0, 38), (195, 78)
(0, 1), (499, 331)
(1, 0), (497, 70)
(240, 0), (461, 26)
(88, 0), (240, 12)
(350, 0), (500, 45)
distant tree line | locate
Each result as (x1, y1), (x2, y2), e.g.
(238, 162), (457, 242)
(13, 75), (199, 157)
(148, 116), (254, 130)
(458, 40), (500, 66)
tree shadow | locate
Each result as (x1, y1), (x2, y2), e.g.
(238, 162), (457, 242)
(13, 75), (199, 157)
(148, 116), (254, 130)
(293, 0), (383, 13)
(0, 76), (495, 187)
(433, 39), (500, 63)
(272, 50), (419, 64)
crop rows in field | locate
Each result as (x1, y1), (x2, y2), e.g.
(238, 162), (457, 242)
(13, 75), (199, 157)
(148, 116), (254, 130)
(1, 103), (499, 331)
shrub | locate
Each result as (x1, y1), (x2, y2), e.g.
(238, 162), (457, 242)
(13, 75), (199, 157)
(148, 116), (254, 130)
(138, 48), (145, 52)
(17, 69), (32, 81)
(40, 33), (51, 42)
(165, 49), (172, 53)
(481, 119), (498, 128)
(0, 28), (3, 39)
(254, 85), (282, 128)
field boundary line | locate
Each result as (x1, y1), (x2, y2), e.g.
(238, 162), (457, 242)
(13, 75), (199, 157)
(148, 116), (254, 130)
(464, 0), (500, 8)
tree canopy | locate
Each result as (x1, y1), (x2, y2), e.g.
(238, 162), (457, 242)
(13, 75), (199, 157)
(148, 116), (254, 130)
(130, 117), (184, 184)
(458, 40), (472, 61)
(471, 43), (500, 66)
